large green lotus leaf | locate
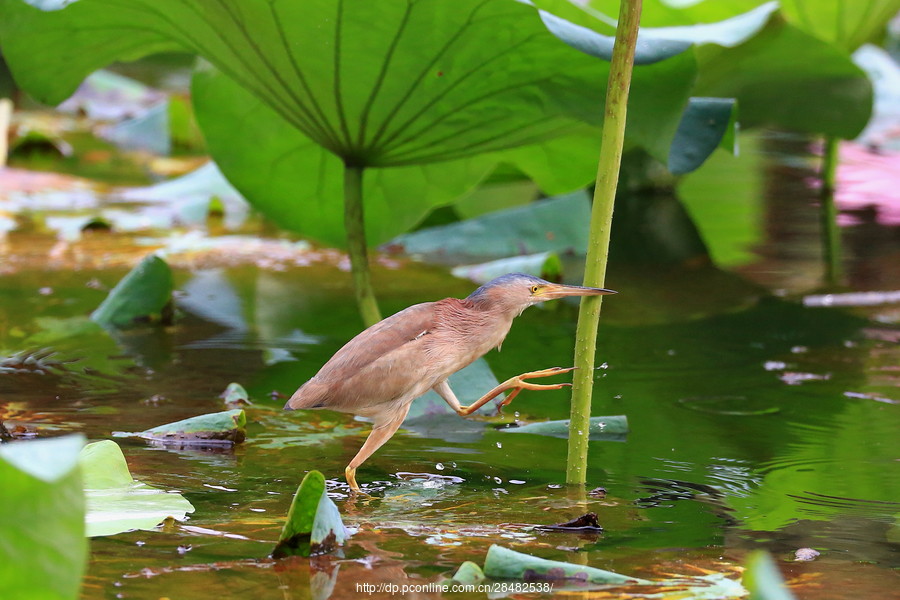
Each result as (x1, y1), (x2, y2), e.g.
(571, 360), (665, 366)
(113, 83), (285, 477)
(90, 254), (173, 328)
(540, 0), (873, 138)
(536, 1), (778, 61)
(493, 130), (600, 196)
(0, 435), (87, 600)
(388, 192), (592, 263)
(694, 16), (872, 138)
(780, 0), (900, 52)
(79, 440), (195, 537)
(191, 64), (495, 247)
(0, 0), (700, 245)
(541, 0), (773, 28)
(0, 0), (610, 164)
(272, 470), (348, 558)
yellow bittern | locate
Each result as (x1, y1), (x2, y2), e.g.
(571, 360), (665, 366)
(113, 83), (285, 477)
(285, 273), (616, 491)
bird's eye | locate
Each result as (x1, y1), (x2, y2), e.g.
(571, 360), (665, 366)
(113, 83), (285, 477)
(531, 285), (540, 294)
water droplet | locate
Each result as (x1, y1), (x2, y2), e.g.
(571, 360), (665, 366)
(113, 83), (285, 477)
(495, 442), (502, 448)
(599, 362), (609, 369)
(493, 477), (503, 484)
(509, 479), (526, 485)
(435, 462), (445, 471)
(548, 483), (562, 489)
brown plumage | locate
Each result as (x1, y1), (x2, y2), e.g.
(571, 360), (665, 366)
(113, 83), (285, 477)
(285, 273), (616, 492)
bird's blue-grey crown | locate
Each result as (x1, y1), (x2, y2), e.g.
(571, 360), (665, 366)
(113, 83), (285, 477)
(467, 273), (547, 301)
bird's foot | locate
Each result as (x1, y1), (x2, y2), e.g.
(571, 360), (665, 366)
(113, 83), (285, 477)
(499, 367), (576, 407)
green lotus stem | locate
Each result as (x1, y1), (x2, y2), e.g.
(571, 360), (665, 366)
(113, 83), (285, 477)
(343, 164), (383, 327)
(820, 135), (842, 286)
(567, 0), (642, 484)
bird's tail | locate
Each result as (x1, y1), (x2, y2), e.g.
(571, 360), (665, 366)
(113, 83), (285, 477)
(283, 380), (329, 411)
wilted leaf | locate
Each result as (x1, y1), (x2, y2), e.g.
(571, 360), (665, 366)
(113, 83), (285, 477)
(483, 544), (649, 584)
(79, 440), (195, 537)
(535, 512), (603, 533)
(90, 254), (173, 328)
(273, 470), (348, 558)
(136, 409), (247, 446)
(0, 435), (87, 600)
(501, 415), (628, 441)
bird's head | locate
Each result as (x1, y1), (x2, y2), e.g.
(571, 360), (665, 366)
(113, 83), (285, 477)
(467, 273), (616, 315)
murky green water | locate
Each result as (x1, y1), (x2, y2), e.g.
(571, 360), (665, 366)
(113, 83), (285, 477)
(1, 133), (899, 599)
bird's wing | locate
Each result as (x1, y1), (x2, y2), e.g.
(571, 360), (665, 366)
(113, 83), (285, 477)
(287, 302), (437, 412)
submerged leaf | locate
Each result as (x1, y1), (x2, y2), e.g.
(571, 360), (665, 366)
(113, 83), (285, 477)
(90, 254), (173, 328)
(743, 551), (797, 600)
(138, 409), (247, 446)
(0, 435), (87, 600)
(484, 545), (649, 585)
(501, 416), (628, 441)
(273, 470), (348, 558)
(78, 440), (194, 537)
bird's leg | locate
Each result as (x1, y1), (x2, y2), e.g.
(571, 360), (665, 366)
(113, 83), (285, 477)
(433, 367), (575, 417)
(345, 404), (410, 493)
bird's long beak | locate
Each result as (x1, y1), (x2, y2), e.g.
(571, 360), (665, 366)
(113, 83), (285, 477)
(540, 283), (617, 300)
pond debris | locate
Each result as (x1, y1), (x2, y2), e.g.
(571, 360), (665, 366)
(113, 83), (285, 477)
(115, 408), (247, 447)
(535, 512), (604, 533)
(272, 470), (349, 559)
(793, 548), (820, 562)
